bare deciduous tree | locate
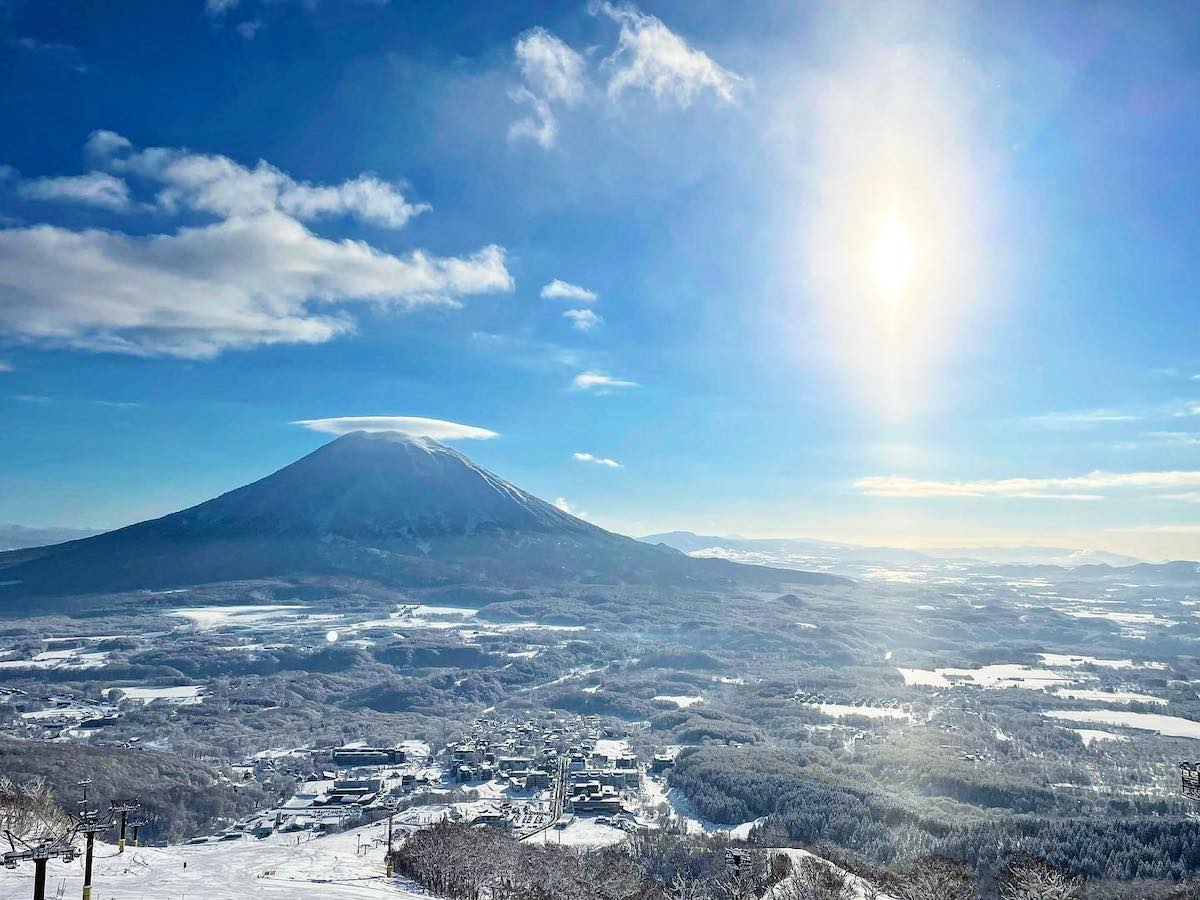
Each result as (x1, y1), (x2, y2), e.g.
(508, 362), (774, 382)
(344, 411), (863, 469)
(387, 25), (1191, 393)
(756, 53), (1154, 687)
(999, 855), (1083, 900)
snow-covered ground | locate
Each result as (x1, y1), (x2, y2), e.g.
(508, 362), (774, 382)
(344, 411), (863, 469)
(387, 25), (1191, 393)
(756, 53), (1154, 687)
(1045, 709), (1200, 740)
(767, 848), (897, 900)
(1074, 729), (1129, 746)
(106, 684), (206, 704)
(0, 646), (109, 670)
(524, 816), (627, 848)
(653, 695), (704, 708)
(898, 663), (1073, 691)
(1051, 687), (1165, 706)
(1038, 654), (1166, 671)
(168, 604), (308, 628)
(804, 703), (912, 722)
(0, 820), (434, 900)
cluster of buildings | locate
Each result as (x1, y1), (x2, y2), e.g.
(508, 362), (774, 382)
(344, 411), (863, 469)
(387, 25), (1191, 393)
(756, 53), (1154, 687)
(0, 689), (122, 739)
(445, 712), (656, 826)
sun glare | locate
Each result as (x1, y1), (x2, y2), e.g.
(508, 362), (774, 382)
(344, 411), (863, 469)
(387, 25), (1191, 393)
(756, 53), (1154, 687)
(871, 213), (914, 299)
(795, 44), (989, 423)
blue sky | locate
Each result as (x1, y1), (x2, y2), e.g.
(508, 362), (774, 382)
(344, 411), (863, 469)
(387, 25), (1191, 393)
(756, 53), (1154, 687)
(1, 0), (1198, 559)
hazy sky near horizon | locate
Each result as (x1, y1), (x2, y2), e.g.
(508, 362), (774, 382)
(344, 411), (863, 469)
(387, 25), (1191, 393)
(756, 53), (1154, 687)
(1, 1), (1198, 559)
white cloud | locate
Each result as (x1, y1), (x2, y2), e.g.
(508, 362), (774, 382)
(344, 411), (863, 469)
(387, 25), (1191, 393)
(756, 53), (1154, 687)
(236, 20), (263, 40)
(91, 132), (429, 229)
(0, 214), (511, 358)
(1026, 408), (1140, 428)
(0, 134), (510, 358)
(595, 2), (741, 107)
(507, 88), (559, 149)
(553, 496), (588, 518)
(564, 308), (603, 331)
(0, 360), (11, 372)
(1164, 493), (1200, 503)
(205, 0), (240, 15)
(856, 470), (1200, 501)
(508, 28), (586, 149)
(572, 371), (638, 392)
(574, 451), (621, 468)
(18, 172), (132, 211)
(514, 27), (585, 106)
(1118, 524), (1200, 534)
(540, 279), (597, 302)
(293, 416), (498, 441)
(84, 130), (132, 160)
(1141, 432), (1200, 447)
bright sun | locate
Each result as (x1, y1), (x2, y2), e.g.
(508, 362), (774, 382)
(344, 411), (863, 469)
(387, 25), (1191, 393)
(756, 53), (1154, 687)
(871, 213), (915, 298)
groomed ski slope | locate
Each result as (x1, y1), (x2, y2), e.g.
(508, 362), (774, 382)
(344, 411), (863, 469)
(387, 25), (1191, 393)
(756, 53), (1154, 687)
(0, 817), (430, 900)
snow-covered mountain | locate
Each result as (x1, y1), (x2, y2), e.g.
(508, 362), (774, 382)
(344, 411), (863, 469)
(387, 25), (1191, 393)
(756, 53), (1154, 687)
(145, 431), (594, 541)
(0, 433), (842, 604)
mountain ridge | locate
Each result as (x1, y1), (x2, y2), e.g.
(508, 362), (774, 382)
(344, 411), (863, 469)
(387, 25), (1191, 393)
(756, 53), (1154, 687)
(0, 433), (844, 606)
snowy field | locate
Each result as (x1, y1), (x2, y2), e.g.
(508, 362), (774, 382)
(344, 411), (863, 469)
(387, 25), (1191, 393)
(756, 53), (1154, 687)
(804, 703), (912, 721)
(1044, 709), (1200, 740)
(0, 646), (109, 670)
(0, 820), (432, 900)
(106, 684), (206, 704)
(653, 694), (704, 708)
(898, 663), (1073, 691)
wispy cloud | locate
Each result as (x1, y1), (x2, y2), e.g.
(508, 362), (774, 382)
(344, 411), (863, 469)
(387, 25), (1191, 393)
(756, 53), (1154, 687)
(572, 371), (638, 392)
(1026, 408), (1139, 428)
(574, 451), (621, 468)
(10, 394), (51, 403)
(553, 496), (588, 519)
(236, 20), (264, 40)
(205, 0), (241, 14)
(594, 2), (742, 107)
(564, 308), (603, 331)
(470, 332), (585, 373)
(856, 470), (1200, 501)
(18, 172), (133, 211)
(540, 279), (597, 302)
(90, 130), (429, 228)
(0, 132), (512, 358)
(508, 28), (586, 149)
(1117, 524), (1200, 534)
(92, 400), (143, 409)
(8, 37), (88, 73)
(293, 416), (499, 441)
(0, 361), (11, 373)
(859, 468), (1200, 504)
(1140, 431), (1200, 447)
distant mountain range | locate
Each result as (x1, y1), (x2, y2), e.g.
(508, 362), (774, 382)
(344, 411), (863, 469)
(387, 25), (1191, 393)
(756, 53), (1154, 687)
(0, 433), (843, 606)
(639, 531), (1192, 573)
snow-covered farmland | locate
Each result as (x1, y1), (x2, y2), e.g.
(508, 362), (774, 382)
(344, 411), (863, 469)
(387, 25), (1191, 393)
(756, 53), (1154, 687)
(1044, 709), (1200, 740)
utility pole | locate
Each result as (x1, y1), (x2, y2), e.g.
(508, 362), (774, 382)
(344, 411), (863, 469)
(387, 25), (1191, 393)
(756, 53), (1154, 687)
(2, 832), (78, 900)
(109, 799), (140, 853)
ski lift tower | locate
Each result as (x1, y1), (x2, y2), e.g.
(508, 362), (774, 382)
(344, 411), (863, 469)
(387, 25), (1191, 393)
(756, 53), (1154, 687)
(109, 798), (140, 853)
(74, 780), (112, 900)
(2, 831), (79, 900)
